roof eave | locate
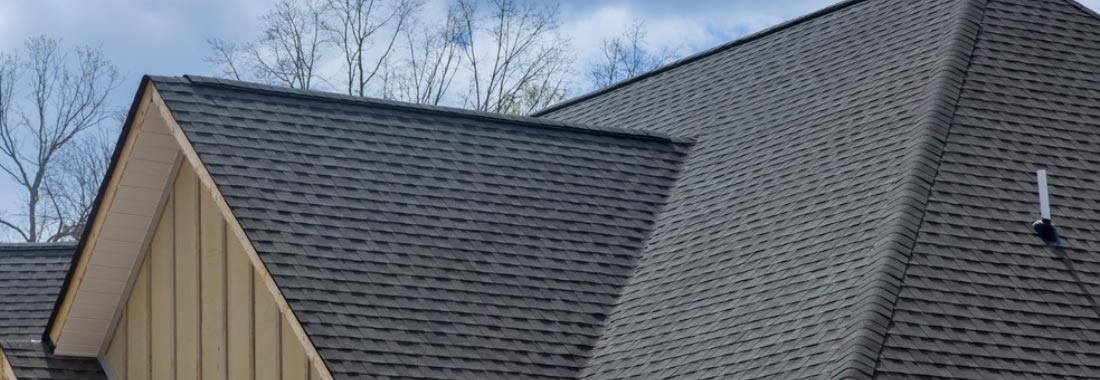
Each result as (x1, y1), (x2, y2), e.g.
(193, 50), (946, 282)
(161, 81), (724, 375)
(42, 76), (154, 349)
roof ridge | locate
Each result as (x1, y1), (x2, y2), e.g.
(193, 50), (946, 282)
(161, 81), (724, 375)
(851, 0), (991, 378)
(532, 0), (873, 117)
(1064, 0), (1100, 19)
(0, 242), (77, 251)
(173, 75), (693, 144)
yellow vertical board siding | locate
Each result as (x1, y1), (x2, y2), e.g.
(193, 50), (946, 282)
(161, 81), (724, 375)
(200, 185), (227, 380)
(150, 194), (175, 380)
(254, 272), (281, 380)
(106, 312), (128, 379)
(282, 318), (307, 380)
(128, 256), (152, 379)
(226, 237), (254, 380)
(96, 154), (332, 380)
(174, 164), (200, 380)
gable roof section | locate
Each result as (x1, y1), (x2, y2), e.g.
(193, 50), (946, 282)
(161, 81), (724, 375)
(149, 75), (691, 380)
(538, 0), (988, 378)
(0, 244), (106, 380)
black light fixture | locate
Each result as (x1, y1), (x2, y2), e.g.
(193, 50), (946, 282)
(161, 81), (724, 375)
(1032, 170), (1067, 247)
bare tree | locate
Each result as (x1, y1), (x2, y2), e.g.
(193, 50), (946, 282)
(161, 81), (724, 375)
(205, 38), (247, 81)
(508, 54), (569, 115)
(390, 4), (465, 105)
(327, 0), (420, 96)
(456, 0), (573, 114)
(0, 36), (120, 242)
(223, 0), (328, 89)
(206, 0), (576, 114)
(42, 124), (117, 241)
(588, 20), (677, 89)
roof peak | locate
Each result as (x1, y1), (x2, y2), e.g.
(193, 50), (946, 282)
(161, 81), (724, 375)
(157, 75), (692, 144)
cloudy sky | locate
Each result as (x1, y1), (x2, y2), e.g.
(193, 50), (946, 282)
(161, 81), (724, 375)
(1, 0), (1099, 240)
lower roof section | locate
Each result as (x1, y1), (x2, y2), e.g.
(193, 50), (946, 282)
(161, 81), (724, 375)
(0, 341), (105, 380)
(0, 244), (76, 341)
(0, 243), (107, 380)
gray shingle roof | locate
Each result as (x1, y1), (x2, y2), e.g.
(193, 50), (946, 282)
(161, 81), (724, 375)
(0, 244), (75, 340)
(0, 244), (106, 379)
(540, 0), (981, 377)
(538, 0), (1100, 379)
(33, 0), (1100, 378)
(876, 0), (1100, 378)
(150, 75), (691, 379)
(1, 341), (106, 380)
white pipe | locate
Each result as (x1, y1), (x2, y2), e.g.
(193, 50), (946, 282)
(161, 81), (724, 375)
(1037, 170), (1051, 220)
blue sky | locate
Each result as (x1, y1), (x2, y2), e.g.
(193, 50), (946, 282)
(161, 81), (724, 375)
(1, 0), (1099, 239)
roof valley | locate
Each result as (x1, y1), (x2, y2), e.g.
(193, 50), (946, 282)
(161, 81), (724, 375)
(850, 0), (991, 378)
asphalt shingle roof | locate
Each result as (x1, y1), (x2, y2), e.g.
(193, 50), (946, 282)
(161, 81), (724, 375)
(0, 244), (74, 341)
(1, 341), (106, 380)
(541, 0), (982, 377)
(0, 243), (106, 380)
(31, 0), (1100, 378)
(876, 0), (1100, 378)
(151, 75), (691, 379)
(539, 0), (1100, 379)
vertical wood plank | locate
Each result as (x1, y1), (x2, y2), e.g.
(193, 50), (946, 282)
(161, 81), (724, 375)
(281, 318), (307, 380)
(128, 255), (152, 379)
(254, 272), (280, 380)
(151, 194), (175, 380)
(201, 183), (227, 380)
(106, 312), (127, 379)
(227, 235), (254, 380)
(174, 164), (200, 380)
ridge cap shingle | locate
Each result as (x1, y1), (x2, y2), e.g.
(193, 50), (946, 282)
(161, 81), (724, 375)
(158, 75), (693, 145)
(1063, 0), (1100, 18)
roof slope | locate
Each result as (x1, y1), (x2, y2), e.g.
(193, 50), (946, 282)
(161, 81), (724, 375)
(0, 244), (75, 340)
(0, 244), (106, 380)
(1, 341), (107, 380)
(538, 0), (989, 378)
(876, 0), (1100, 378)
(150, 76), (690, 379)
(539, 0), (1100, 378)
